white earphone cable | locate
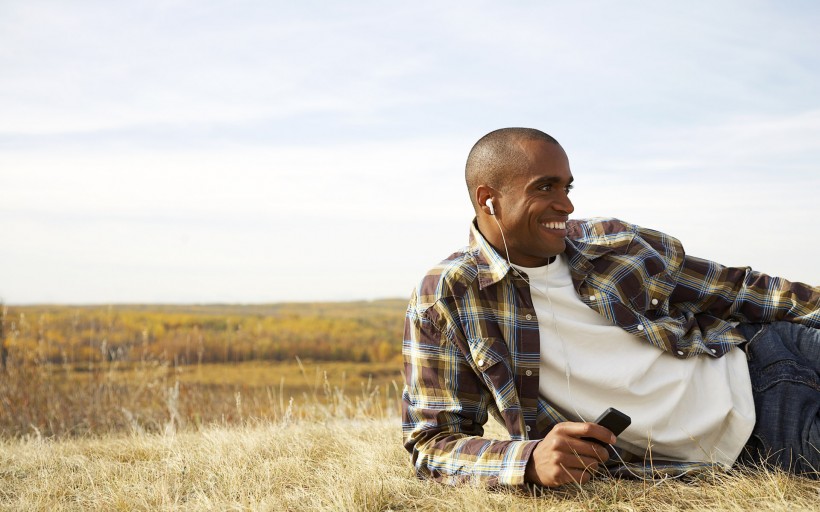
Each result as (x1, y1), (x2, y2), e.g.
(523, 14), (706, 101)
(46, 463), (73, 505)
(491, 208), (676, 483)
(543, 248), (685, 483)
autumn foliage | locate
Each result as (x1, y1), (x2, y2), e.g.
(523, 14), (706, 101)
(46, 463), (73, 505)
(1, 300), (405, 367)
(0, 301), (406, 438)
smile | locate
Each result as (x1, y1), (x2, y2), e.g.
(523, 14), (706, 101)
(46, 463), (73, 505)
(541, 221), (566, 230)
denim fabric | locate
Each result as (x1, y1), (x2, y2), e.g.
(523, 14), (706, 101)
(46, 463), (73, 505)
(737, 322), (820, 476)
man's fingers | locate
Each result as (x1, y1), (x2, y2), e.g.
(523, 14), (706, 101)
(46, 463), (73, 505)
(551, 422), (614, 462)
(588, 442), (611, 462)
(557, 450), (602, 472)
(554, 421), (617, 445)
(528, 421), (616, 487)
(558, 463), (596, 486)
(563, 437), (611, 463)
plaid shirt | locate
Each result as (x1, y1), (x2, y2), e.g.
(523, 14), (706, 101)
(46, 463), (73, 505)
(402, 217), (820, 486)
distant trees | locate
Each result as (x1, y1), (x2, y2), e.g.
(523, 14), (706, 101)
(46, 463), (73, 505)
(3, 301), (406, 367)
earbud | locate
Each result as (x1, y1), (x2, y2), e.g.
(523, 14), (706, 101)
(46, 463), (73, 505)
(485, 198), (495, 215)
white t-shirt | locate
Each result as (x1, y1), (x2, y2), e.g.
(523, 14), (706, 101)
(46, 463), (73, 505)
(513, 254), (756, 467)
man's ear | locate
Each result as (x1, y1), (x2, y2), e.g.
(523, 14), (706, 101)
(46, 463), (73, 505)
(476, 185), (496, 216)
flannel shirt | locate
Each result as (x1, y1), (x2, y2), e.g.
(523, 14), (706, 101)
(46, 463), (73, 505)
(402, 217), (820, 486)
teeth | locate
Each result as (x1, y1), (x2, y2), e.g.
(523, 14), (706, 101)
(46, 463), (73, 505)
(542, 221), (566, 230)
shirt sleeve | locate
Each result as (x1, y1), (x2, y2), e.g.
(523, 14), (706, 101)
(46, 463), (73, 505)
(671, 253), (820, 328)
(401, 297), (538, 486)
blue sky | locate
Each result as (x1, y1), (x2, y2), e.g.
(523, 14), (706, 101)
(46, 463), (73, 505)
(1, 1), (819, 304)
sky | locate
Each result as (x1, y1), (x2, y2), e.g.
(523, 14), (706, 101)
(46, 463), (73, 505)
(1, 0), (819, 304)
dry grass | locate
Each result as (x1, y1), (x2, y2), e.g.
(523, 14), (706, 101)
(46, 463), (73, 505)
(0, 357), (402, 438)
(1, 418), (819, 511)
(1, 305), (818, 510)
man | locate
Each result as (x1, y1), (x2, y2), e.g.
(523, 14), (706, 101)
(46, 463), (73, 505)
(401, 127), (820, 488)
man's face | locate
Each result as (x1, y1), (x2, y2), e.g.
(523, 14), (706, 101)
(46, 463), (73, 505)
(495, 140), (574, 266)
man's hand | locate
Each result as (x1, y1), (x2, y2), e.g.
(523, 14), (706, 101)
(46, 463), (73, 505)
(525, 422), (615, 487)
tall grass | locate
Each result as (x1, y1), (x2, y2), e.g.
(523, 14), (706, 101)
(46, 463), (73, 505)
(0, 304), (402, 438)
(0, 353), (401, 438)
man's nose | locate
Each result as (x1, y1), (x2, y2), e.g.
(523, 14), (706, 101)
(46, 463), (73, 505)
(556, 193), (574, 214)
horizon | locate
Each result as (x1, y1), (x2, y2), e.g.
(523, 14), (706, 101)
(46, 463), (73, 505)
(2, 298), (407, 307)
(2, 1), (819, 304)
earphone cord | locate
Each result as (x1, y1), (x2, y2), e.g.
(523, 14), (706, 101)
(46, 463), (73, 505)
(547, 270), (687, 483)
(492, 214), (530, 282)
(491, 213), (579, 418)
(546, 262), (687, 484)
(493, 213), (682, 484)
(492, 213), (586, 421)
(486, 224), (685, 485)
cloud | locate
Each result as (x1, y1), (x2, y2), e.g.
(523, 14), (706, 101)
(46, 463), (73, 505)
(0, 138), (469, 219)
(0, 2), (481, 137)
(571, 109), (820, 178)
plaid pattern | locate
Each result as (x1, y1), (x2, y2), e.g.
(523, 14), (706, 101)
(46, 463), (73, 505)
(402, 217), (820, 486)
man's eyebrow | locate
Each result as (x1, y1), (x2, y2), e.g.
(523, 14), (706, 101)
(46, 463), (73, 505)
(531, 175), (574, 185)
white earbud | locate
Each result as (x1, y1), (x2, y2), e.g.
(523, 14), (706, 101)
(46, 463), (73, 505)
(485, 198), (495, 215)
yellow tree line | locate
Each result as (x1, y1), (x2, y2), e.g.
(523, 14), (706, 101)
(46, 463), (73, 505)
(1, 301), (406, 366)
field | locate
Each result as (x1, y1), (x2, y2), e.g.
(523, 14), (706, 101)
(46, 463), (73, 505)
(0, 302), (405, 438)
(1, 303), (819, 511)
(4, 420), (820, 511)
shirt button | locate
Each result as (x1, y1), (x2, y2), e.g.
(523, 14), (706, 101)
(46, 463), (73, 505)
(525, 314), (532, 320)
(677, 350), (684, 356)
(589, 295), (597, 301)
(710, 348), (717, 354)
(525, 370), (533, 376)
(477, 359), (485, 367)
(651, 298), (659, 306)
(525, 425), (531, 432)
(636, 324), (644, 331)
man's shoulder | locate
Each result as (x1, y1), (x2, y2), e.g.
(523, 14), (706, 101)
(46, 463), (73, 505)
(567, 217), (637, 242)
(412, 246), (480, 308)
(567, 217), (685, 267)
(568, 217), (679, 246)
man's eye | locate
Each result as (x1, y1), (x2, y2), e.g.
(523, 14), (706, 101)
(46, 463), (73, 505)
(538, 183), (573, 193)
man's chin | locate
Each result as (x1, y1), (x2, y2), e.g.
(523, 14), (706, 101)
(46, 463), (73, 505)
(527, 244), (566, 266)
(544, 240), (566, 257)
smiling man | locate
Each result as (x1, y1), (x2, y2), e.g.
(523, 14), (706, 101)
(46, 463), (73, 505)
(401, 127), (820, 488)
(466, 132), (574, 266)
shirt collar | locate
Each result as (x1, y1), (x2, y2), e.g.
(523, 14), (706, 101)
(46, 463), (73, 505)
(468, 220), (516, 290)
(564, 237), (622, 266)
(467, 218), (634, 290)
(564, 220), (635, 286)
(565, 219), (634, 261)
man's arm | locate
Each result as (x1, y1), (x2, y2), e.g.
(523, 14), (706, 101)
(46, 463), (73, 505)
(401, 300), (538, 486)
(402, 299), (612, 487)
(671, 254), (820, 327)
(626, 222), (819, 328)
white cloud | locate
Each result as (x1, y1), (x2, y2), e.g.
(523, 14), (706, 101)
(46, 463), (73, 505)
(571, 109), (820, 177)
(0, 138), (469, 218)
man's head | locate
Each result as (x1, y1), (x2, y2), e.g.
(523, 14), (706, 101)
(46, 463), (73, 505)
(465, 128), (574, 266)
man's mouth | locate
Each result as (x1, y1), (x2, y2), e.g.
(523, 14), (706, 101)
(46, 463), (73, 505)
(541, 221), (566, 230)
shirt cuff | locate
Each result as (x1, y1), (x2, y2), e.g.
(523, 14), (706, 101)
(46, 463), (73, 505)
(499, 439), (540, 486)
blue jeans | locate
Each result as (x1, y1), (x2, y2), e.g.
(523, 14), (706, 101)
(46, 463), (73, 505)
(737, 322), (820, 476)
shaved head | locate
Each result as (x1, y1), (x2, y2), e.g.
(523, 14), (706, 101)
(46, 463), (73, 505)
(465, 128), (560, 210)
